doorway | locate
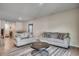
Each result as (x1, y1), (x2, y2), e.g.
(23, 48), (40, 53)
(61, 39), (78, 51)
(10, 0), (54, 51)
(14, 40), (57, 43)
(28, 24), (33, 37)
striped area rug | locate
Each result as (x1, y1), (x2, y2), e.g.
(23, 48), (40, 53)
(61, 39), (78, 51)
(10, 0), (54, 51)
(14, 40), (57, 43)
(4, 45), (71, 56)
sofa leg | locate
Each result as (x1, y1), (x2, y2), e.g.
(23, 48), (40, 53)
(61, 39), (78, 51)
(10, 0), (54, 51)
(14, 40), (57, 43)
(68, 46), (70, 48)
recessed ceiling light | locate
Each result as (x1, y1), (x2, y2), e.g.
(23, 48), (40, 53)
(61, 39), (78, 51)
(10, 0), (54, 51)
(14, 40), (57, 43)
(18, 17), (22, 20)
(39, 3), (44, 6)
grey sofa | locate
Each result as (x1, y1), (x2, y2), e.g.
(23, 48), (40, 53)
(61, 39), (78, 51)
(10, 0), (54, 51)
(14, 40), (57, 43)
(40, 32), (70, 48)
(15, 33), (37, 46)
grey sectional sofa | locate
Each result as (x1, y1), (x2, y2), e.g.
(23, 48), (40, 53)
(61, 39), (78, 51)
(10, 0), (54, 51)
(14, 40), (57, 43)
(40, 32), (70, 48)
(15, 32), (70, 48)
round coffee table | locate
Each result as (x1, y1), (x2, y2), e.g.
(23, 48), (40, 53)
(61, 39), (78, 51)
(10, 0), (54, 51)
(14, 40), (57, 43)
(31, 42), (49, 56)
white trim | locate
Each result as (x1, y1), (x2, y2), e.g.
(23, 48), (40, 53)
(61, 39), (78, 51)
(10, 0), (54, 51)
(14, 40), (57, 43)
(70, 45), (79, 48)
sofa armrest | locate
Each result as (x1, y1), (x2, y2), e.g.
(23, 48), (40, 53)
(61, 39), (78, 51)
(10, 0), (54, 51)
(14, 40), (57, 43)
(64, 38), (70, 46)
(16, 37), (21, 42)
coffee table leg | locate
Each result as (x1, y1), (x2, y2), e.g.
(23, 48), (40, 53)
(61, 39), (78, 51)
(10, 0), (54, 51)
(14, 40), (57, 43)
(31, 50), (40, 56)
(40, 49), (49, 56)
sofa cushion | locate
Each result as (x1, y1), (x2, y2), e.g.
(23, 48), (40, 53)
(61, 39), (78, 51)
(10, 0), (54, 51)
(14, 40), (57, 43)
(57, 33), (69, 40)
(44, 38), (64, 43)
(57, 33), (65, 40)
(50, 33), (58, 38)
(42, 32), (70, 40)
(42, 32), (58, 39)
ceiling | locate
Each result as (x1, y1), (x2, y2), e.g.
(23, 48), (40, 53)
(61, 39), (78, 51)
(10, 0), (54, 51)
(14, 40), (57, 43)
(0, 3), (79, 22)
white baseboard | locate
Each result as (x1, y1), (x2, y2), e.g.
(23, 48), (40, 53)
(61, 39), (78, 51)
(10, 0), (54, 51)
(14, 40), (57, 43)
(70, 45), (79, 48)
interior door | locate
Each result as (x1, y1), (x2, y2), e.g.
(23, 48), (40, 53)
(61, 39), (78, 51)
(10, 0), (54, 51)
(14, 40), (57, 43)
(28, 24), (33, 37)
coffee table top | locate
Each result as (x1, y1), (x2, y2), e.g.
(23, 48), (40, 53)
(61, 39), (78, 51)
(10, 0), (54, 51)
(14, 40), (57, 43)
(31, 42), (49, 49)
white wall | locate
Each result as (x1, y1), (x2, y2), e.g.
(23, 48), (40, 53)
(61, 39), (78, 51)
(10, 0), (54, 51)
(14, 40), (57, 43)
(0, 20), (1, 33)
(26, 8), (79, 47)
(15, 22), (26, 32)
